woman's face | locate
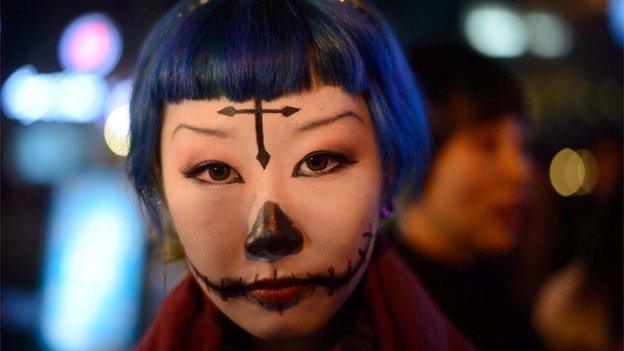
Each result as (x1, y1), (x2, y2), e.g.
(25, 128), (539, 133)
(160, 86), (382, 339)
(421, 116), (532, 255)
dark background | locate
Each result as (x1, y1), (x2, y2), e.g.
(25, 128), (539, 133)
(2, 0), (622, 349)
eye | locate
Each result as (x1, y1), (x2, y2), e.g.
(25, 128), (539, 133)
(292, 151), (357, 177)
(181, 161), (243, 185)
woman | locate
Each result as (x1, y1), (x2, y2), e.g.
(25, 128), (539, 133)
(395, 46), (540, 350)
(129, 0), (473, 349)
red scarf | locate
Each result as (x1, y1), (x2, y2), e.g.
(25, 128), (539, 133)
(137, 243), (474, 350)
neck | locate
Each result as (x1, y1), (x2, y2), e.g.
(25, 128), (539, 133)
(398, 203), (476, 268)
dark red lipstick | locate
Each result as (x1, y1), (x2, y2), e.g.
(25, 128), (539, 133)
(250, 282), (306, 306)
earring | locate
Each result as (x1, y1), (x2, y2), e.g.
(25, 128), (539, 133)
(380, 202), (394, 219)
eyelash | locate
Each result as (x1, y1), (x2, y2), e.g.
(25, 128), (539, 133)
(291, 150), (358, 177)
(181, 160), (244, 185)
(180, 149), (358, 185)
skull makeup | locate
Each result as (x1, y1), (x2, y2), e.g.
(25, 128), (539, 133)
(160, 86), (383, 339)
(128, 0), (431, 344)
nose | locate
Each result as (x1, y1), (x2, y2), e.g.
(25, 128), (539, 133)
(499, 118), (533, 187)
(499, 142), (532, 191)
(245, 201), (304, 261)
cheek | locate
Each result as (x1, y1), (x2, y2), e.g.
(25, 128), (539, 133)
(162, 168), (250, 270)
(285, 165), (382, 259)
(429, 153), (488, 210)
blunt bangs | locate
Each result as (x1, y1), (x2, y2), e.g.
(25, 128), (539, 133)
(129, 0), (430, 229)
(153, 0), (370, 103)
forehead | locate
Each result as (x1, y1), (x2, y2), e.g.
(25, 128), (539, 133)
(162, 86), (369, 127)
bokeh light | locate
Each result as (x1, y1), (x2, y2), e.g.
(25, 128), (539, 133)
(525, 12), (573, 58)
(549, 148), (585, 196)
(2, 66), (56, 124)
(55, 72), (109, 122)
(549, 148), (602, 197)
(58, 13), (122, 75)
(40, 170), (145, 351)
(12, 123), (88, 184)
(577, 149), (599, 195)
(104, 104), (131, 157)
(2, 66), (108, 124)
(106, 79), (132, 115)
(608, 0), (624, 47)
(463, 3), (528, 58)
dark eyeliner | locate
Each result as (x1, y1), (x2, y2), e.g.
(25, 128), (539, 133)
(180, 160), (244, 184)
(291, 150), (358, 178)
(181, 160), (213, 180)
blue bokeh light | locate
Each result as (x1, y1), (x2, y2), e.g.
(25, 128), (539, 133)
(2, 66), (108, 124)
(2, 66), (55, 124)
(106, 78), (132, 115)
(463, 3), (528, 58)
(12, 123), (88, 184)
(609, 0), (624, 48)
(40, 169), (146, 351)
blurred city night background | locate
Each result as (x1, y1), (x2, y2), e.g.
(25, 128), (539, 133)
(1, 0), (622, 350)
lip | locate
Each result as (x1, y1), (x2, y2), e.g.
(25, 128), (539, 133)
(250, 283), (307, 306)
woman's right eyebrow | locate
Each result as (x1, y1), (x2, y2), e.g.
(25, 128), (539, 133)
(171, 124), (229, 140)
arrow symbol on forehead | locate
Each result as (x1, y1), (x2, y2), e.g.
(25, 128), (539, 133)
(217, 101), (301, 169)
(217, 105), (300, 117)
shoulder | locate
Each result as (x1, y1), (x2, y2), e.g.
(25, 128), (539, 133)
(364, 238), (476, 351)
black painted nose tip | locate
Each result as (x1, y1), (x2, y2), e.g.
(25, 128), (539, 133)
(245, 201), (303, 261)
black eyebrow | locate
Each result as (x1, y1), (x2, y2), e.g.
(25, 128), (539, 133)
(296, 111), (364, 133)
(171, 124), (229, 140)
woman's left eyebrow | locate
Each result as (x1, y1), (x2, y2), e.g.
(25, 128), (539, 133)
(295, 111), (364, 133)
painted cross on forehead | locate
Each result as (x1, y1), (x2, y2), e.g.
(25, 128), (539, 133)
(218, 99), (300, 169)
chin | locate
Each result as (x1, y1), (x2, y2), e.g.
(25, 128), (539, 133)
(207, 281), (354, 340)
(476, 227), (517, 256)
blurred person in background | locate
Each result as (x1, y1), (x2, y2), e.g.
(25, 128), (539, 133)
(392, 45), (542, 351)
(533, 134), (623, 351)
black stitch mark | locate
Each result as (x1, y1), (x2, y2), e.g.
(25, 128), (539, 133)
(187, 231), (375, 305)
(217, 100), (300, 169)
(328, 267), (335, 278)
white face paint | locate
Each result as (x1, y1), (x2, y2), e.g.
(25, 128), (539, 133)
(160, 86), (383, 339)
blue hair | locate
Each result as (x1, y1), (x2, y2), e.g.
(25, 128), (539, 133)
(129, 0), (430, 230)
